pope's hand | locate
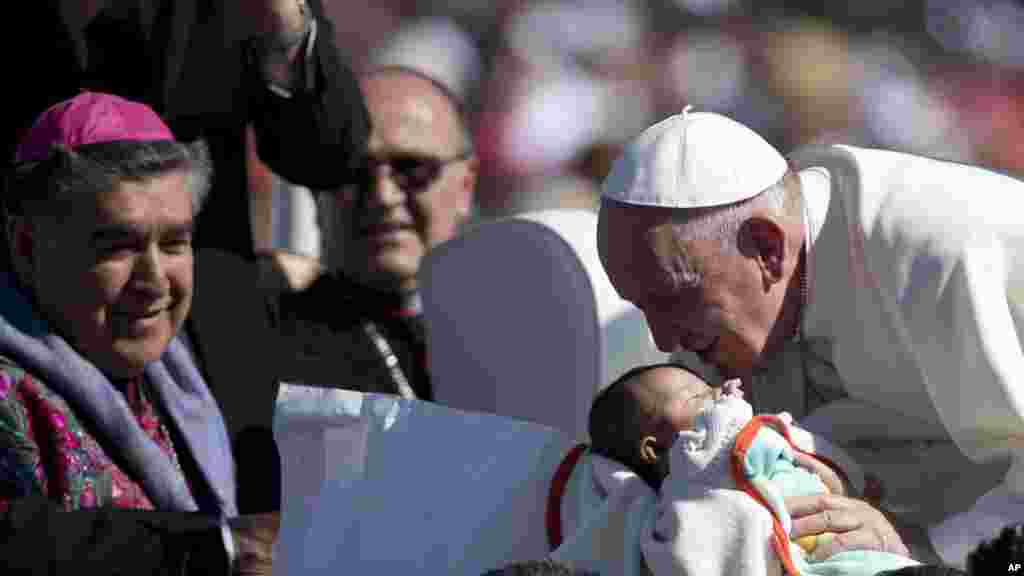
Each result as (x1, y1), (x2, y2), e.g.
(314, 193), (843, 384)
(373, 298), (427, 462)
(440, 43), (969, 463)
(228, 513), (281, 576)
(791, 451), (847, 497)
(786, 494), (909, 562)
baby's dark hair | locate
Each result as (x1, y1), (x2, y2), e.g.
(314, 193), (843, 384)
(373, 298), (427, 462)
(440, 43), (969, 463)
(480, 560), (596, 576)
(588, 362), (701, 489)
(967, 522), (1024, 575)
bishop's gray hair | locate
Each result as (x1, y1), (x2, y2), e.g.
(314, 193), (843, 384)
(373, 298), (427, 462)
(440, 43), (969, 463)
(5, 139), (212, 222)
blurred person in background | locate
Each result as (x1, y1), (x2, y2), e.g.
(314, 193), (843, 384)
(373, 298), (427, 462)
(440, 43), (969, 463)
(762, 21), (863, 148)
(0, 92), (276, 576)
(473, 0), (655, 218)
(246, 12), (484, 297)
(271, 66), (476, 400)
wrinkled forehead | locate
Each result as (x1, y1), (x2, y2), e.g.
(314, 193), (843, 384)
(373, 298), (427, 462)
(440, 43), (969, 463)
(360, 73), (461, 156)
(598, 202), (690, 291)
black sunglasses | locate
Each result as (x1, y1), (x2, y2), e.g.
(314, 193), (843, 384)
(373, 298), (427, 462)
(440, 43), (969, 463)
(350, 151), (472, 193)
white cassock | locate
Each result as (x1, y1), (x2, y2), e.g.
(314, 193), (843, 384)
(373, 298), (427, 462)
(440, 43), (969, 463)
(752, 144), (1024, 566)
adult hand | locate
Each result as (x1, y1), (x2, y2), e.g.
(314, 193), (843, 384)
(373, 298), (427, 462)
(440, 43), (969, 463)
(239, 0), (310, 50)
(228, 513), (281, 576)
(787, 494), (909, 562)
(241, 0), (313, 92)
(792, 452), (847, 497)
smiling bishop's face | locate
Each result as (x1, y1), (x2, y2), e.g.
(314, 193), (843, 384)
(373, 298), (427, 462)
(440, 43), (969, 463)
(23, 171), (194, 379)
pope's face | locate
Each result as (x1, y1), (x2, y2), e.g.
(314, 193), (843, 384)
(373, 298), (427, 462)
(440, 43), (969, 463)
(599, 205), (780, 380)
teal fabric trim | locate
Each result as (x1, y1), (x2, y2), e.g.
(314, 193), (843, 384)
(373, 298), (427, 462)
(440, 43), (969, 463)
(741, 424), (920, 575)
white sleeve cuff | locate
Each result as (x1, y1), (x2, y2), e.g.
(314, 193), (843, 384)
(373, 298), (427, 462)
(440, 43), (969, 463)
(220, 522), (238, 574)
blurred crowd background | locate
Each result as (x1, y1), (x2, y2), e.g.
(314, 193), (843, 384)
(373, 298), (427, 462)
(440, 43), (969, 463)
(259, 0), (1024, 256)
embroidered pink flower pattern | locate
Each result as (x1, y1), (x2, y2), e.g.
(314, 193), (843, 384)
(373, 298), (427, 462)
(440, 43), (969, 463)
(49, 411), (66, 431)
(0, 373), (12, 397)
(63, 429), (80, 451)
(0, 367), (184, 512)
(79, 484), (96, 508)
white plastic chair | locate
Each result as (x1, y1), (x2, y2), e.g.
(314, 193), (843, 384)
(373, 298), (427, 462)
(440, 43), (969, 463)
(420, 209), (670, 441)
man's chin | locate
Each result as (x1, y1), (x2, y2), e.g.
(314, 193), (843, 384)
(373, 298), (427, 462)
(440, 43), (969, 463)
(718, 365), (755, 385)
(102, 344), (168, 379)
(708, 348), (759, 383)
(352, 261), (418, 293)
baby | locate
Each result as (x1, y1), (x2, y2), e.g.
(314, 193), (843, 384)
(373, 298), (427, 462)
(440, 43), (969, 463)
(588, 362), (722, 491)
(589, 363), (842, 493)
(588, 363), (919, 576)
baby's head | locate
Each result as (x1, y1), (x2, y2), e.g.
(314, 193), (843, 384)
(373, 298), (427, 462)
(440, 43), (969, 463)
(588, 363), (718, 489)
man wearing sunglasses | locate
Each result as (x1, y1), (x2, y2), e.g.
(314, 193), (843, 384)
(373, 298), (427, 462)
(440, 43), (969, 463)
(271, 66), (476, 400)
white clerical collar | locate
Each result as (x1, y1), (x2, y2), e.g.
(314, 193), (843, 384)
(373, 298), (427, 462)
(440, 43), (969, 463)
(796, 166), (832, 335)
(403, 291), (423, 316)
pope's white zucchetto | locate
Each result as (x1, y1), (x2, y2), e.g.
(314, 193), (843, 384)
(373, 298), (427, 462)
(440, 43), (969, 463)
(601, 107), (788, 209)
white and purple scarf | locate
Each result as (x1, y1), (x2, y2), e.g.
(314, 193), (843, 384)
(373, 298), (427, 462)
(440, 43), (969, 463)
(0, 273), (237, 517)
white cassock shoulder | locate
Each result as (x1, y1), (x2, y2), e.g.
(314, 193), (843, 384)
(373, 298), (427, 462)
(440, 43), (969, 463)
(791, 144), (1024, 565)
(790, 144), (1024, 465)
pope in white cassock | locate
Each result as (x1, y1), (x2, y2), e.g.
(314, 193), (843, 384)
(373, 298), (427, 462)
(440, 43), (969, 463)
(597, 107), (1024, 568)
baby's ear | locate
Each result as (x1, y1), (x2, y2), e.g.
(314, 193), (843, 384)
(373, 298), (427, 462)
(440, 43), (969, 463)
(639, 436), (661, 464)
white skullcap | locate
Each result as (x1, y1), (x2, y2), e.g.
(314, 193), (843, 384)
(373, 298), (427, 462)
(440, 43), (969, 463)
(601, 107), (788, 208)
(372, 17), (480, 102)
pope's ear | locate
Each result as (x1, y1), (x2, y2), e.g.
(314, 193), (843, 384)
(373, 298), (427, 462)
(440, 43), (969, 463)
(741, 217), (787, 285)
(639, 436), (661, 465)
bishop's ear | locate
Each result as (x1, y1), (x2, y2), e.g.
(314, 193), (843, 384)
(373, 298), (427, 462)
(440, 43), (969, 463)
(5, 215), (36, 287)
(455, 156), (478, 223)
(741, 217), (788, 286)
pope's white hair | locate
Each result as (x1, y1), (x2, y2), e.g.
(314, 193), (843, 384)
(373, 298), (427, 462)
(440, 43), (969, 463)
(669, 174), (798, 252)
(598, 173), (801, 289)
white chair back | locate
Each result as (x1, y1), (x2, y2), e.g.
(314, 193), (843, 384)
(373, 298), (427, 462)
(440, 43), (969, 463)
(421, 209), (668, 440)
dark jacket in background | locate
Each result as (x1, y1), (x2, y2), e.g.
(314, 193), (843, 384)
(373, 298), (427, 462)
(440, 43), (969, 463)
(184, 262), (434, 516)
(0, 497), (231, 576)
(186, 248), (286, 515)
(272, 273), (432, 400)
